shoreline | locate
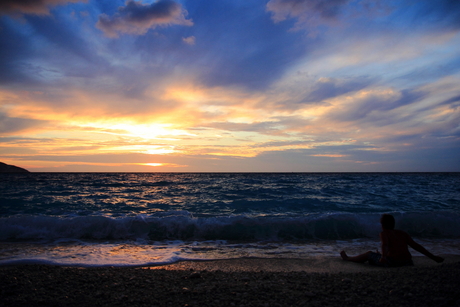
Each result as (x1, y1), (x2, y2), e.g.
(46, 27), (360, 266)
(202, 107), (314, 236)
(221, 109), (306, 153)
(3, 253), (460, 271)
(2, 256), (459, 306)
(146, 254), (460, 273)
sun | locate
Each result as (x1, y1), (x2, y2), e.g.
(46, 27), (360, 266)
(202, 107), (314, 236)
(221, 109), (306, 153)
(143, 163), (164, 167)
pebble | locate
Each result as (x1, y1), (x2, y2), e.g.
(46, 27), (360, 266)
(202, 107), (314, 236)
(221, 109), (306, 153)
(389, 289), (398, 295)
(3, 262), (459, 307)
(189, 272), (201, 279)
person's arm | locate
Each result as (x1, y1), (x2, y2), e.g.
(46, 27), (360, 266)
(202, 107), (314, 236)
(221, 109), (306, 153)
(379, 231), (389, 263)
(407, 236), (444, 263)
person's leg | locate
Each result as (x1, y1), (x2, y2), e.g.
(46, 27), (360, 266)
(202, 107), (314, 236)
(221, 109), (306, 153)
(340, 250), (372, 263)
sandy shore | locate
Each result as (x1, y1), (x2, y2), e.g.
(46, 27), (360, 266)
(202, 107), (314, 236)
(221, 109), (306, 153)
(1, 256), (459, 306)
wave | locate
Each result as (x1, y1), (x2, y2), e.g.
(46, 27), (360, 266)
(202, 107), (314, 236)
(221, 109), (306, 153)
(1, 211), (459, 242)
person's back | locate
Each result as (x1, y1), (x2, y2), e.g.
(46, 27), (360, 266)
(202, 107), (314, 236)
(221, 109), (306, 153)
(380, 228), (412, 263)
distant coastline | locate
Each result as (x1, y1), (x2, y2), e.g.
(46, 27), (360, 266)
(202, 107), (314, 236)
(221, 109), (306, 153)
(0, 162), (29, 173)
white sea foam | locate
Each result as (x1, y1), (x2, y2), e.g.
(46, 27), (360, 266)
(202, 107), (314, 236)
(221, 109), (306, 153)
(1, 211), (459, 242)
(0, 238), (458, 267)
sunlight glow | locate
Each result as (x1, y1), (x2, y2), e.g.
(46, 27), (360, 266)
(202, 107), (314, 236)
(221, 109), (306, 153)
(103, 145), (177, 155)
(107, 123), (195, 139)
(140, 163), (187, 168)
(143, 163), (164, 167)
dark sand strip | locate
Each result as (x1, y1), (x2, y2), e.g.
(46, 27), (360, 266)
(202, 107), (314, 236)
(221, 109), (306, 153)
(152, 255), (460, 273)
(1, 256), (459, 307)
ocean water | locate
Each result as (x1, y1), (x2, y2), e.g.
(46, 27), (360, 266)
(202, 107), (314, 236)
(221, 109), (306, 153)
(0, 172), (459, 267)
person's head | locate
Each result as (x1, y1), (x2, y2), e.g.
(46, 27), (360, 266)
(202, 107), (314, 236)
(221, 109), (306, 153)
(380, 214), (395, 230)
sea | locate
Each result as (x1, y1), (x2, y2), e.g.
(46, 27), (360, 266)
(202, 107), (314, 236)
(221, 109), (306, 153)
(1, 172), (459, 267)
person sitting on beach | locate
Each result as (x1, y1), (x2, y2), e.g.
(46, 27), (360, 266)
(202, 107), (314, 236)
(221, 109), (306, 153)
(340, 214), (444, 266)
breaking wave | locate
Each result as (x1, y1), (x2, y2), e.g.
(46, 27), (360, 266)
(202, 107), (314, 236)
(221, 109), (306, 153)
(1, 211), (459, 242)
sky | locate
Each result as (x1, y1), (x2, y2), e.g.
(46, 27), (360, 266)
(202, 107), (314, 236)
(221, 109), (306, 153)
(0, 0), (459, 172)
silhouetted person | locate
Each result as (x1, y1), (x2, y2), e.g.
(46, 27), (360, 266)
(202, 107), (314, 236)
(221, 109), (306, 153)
(340, 214), (444, 266)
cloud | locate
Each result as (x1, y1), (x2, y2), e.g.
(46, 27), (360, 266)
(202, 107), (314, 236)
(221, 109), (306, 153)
(266, 0), (393, 33)
(266, 0), (349, 31)
(203, 121), (284, 135)
(266, 0), (460, 33)
(267, 0), (348, 21)
(439, 94), (460, 107)
(182, 36), (195, 45)
(0, 0), (82, 15)
(96, 0), (193, 38)
(0, 19), (36, 85)
(327, 88), (426, 124)
(303, 77), (374, 103)
(0, 112), (48, 134)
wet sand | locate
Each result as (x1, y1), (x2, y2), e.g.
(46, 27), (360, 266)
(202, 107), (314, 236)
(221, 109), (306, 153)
(1, 256), (459, 306)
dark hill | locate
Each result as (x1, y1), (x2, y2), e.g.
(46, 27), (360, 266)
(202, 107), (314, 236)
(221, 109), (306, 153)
(0, 162), (30, 173)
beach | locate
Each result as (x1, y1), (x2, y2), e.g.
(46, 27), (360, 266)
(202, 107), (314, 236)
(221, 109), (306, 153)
(2, 256), (459, 307)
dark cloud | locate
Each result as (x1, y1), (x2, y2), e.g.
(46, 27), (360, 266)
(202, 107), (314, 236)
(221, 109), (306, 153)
(329, 89), (426, 124)
(425, 113), (460, 140)
(266, 0), (395, 34)
(396, 56), (460, 86)
(412, 94), (460, 119)
(379, 90), (426, 111)
(256, 141), (460, 172)
(0, 0), (81, 15)
(203, 121), (286, 136)
(251, 146), (374, 172)
(0, 20), (35, 84)
(267, 0), (349, 22)
(96, 0), (193, 38)
(439, 94), (460, 106)
(266, 0), (350, 32)
(303, 77), (374, 103)
(0, 112), (47, 134)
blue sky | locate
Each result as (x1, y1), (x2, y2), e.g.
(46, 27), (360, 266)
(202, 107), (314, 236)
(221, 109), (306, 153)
(0, 0), (459, 172)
